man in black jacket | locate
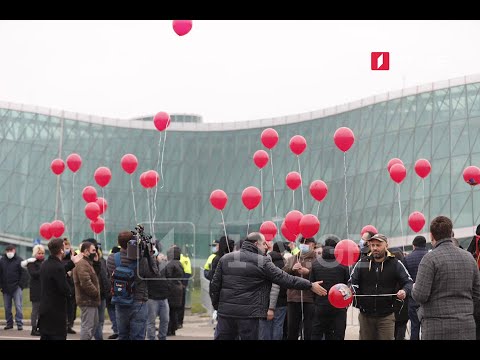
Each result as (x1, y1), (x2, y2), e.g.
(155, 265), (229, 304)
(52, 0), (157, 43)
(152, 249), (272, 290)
(349, 233), (413, 340)
(209, 232), (327, 340)
(38, 238), (82, 340)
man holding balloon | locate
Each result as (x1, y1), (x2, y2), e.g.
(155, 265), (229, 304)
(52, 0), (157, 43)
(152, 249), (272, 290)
(349, 233), (413, 340)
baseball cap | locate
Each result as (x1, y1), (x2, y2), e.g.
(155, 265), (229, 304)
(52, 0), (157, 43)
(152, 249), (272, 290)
(370, 233), (388, 243)
(210, 239), (220, 246)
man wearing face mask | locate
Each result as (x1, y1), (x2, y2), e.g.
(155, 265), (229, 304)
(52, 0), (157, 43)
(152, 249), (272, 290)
(283, 237), (317, 340)
(72, 241), (101, 340)
(210, 232), (327, 340)
(0, 244), (28, 331)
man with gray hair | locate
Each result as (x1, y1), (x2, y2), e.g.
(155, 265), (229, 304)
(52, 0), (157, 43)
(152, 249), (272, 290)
(209, 232), (327, 340)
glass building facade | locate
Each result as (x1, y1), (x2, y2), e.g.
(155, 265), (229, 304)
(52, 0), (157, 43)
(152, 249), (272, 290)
(1, 74), (480, 263)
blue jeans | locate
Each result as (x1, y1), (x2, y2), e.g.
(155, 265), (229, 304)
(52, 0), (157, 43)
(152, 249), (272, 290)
(107, 302), (118, 334)
(3, 287), (23, 327)
(94, 299), (106, 340)
(115, 302), (148, 340)
(258, 306), (287, 340)
(146, 299), (170, 340)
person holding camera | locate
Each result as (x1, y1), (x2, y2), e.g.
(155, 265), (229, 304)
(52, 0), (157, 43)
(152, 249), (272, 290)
(106, 229), (159, 340)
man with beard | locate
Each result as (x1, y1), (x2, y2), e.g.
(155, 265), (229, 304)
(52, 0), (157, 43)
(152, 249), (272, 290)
(349, 233), (413, 340)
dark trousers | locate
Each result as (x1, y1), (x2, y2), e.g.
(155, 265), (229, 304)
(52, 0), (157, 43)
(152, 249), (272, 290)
(408, 299), (420, 340)
(41, 334), (66, 340)
(168, 306), (180, 335)
(215, 315), (259, 340)
(287, 302), (314, 340)
(178, 275), (191, 326)
(66, 295), (76, 329)
(395, 320), (408, 340)
(311, 306), (347, 340)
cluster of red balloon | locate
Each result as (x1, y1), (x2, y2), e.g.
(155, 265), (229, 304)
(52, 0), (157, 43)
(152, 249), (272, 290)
(82, 186), (104, 234)
(39, 220), (65, 240)
(281, 210), (321, 241)
(139, 170), (160, 189)
(388, 158), (407, 184)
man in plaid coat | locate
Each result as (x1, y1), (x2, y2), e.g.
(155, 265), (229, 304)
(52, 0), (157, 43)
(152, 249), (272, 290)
(412, 215), (480, 340)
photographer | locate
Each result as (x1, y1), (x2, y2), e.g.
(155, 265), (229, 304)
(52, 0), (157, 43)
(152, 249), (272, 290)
(107, 229), (159, 340)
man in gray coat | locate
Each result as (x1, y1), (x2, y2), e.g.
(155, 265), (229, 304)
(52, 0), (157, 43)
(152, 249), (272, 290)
(412, 215), (480, 340)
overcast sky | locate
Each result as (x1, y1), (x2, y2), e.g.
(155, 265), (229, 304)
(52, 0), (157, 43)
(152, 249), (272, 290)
(0, 20), (479, 123)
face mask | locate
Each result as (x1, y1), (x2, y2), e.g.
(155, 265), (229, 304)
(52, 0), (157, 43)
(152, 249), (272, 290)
(299, 244), (310, 254)
(64, 249), (71, 256)
(36, 255), (45, 261)
(211, 246), (217, 253)
(6, 252), (14, 259)
(88, 253), (96, 261)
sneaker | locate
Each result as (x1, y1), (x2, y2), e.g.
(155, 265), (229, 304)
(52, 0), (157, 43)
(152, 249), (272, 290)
(31, 329), (41, 336)
(17, 326), (23, 331)
(3, 325), (13, 330)
(67, 328), (76, 334)
(108, 333), (119, 340)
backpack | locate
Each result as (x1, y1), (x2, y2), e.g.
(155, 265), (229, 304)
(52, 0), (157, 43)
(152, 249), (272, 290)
(111, 252), (137, 305)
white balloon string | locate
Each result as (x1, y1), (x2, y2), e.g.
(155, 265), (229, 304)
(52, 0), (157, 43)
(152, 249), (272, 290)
(422, 178), (425, 214)
(353, 294), (399, 297)
(247, 210), (251, 236)
(397, 183), (404, 253)
(297, 156), (305, 213)
(71, 172), (75, 242)
(260, 169), (264, 218)
(146, 188), (153, 235)
(55, 175), (60, 220)
(130, 176), (138, 225)
(220, 210), (228, 250)
(159, 130), (167, 189)
(317, 202), (321, 219)
(270, 149), (278, 219)
(292, 190), (295, 209)
(58, 181), (68, 236)
(343, 153), (349, 238)
(102, 187), (106, 249)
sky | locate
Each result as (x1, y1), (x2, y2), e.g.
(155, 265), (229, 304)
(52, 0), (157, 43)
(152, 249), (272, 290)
(0, 20), (479, 124)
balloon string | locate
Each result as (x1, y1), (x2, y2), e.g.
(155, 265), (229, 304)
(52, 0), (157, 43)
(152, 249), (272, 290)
(472, 186), (475, 234)
(270, 149), (278, 219)
(220, 210), (229, 253)
(71, 172), (75, 242)
(343, 153), (349, 238)
(146, 188), (153, 235)
(153, 130), (167, 232)
(422, 178), (425, 214)
(353, 294), (399, 297)
(58, 181), (68, 236)
(247, 210), (251, 236)
(130, 176), (138, 224)
(292, 190), (295, 209)
(102, 187), (106, 250)
(260, 169), (264, 218)
(55, 175), (60, 220)
(297, 156), (305, 213)
(317, 202), (320, 219)
(159, 130), (167, 190)
(397, 183), (404, 254)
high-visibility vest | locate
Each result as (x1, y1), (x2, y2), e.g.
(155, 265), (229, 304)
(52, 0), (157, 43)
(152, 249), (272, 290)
(180, 254), (192, 275)
(204, 253), (216, 270)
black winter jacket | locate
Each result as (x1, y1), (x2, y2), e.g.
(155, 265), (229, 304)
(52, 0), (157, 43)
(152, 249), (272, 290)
(404, 247), (428, 282)
(269, 251), (287, 307)
(0, 254), (28, 295)
(310, 246), (350, 310)
(27, 259), (44, 302)
(209, 240), (312, 319)
(147, 260), (170, 300)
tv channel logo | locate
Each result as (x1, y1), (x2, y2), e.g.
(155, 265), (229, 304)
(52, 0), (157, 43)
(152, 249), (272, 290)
(371, 52), (389, 70)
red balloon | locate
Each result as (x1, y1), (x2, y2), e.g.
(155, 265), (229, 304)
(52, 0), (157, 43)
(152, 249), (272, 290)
(387, 158), (404, 172)
(139, 172), (149, 188)
(39, 222), (52, 240)
(153, 112), (171, 132)
(328, 283), (354, 309)
(334, 239), (360, 267)
(94, 167), (112, 188)
(333, 127), (355, 152)
(50, 159), (65, 175)
(281, 221), (297, 242)
(299, 214), (320, 238)
(210, 189), (228, 211)
(85, 202), (101, 221)
(463, 166), (480, 186)
(121, 154), (138, 174)
(253, 150), (269, 169)
(260, 221), (277, 241)
(286, 172), (302, 190)
(82, 186), (97, 203)
(414, 159), (431, 179)
(261, 128), (279, 149)
(90, 217), (105, 234)
(310, 180), (328, 202)
(66, 153), (82, 173)
(284, 210), (303, 237)
(408, 211), (425, 233)
(389, 163), (407, 184)
(145, 170), (160, 188)
(360, 225), (378, 237)
(241, 186), (262, 210)
(289, 135), (307, 156)
(172, 20), (192, 36)
(95, 197), (108, 215)
(50, 220), (65, 238)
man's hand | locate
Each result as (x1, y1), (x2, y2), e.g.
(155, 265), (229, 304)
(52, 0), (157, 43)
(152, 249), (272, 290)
(396, 289), (406, 300)
(311, 281), (327, 296)
(71, 253), (83, 264)
(292, 262), (302, 271)
(267, 309), (274, 321)
(298, 267), (310, 276)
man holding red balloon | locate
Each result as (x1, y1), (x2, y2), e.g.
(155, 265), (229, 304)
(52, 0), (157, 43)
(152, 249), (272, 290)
(349, 234), (413, 340)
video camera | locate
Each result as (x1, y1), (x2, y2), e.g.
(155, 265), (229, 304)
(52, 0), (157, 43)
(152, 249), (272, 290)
(127, 224), (156, 260)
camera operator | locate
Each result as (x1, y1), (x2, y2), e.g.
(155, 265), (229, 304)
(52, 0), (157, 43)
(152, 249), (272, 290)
(107, 229), (159, 340)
